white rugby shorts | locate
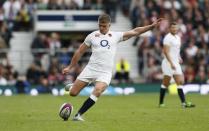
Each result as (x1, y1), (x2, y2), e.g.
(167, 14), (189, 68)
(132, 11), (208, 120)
(161, 59), (183, 76)
(77, 66), (112, 85)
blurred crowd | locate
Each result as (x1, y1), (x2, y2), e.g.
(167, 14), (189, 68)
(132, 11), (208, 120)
(0, 0), (120, 31)
(0, 0), (209, 94)
(0, 31), (88, 94)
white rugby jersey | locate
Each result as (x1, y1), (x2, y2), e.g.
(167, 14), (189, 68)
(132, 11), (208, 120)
(163, 33), (181, 63)
(84, 30), (124, 73)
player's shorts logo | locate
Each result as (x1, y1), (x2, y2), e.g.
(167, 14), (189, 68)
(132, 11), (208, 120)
(100, 40), (110, 49)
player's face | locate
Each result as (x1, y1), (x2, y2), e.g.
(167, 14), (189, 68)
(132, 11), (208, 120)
(170, 25), (179, 35)
(99, 22), (110, 34)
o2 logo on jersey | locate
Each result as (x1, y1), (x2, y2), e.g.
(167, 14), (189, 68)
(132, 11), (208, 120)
(100, 40), (110, 49)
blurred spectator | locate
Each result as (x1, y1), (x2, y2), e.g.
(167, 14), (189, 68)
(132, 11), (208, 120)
(49, 32), (61, 56)
(163, 0), (181, 10)
(57, 0), (69, 10)
(185, 39), (198, 59)
(145, 56), (162, 83)
(57, 48), (71, 66)
(3, 0), (21, 30)
(26, 0), (36, 15)
(0, 74), (7, 86)
(83, 0), (92, 10)
(159, 13), (170, 33)
(130, 0), (141, 28)
(194, 67), (208, 84)
(0, 64), (7, 86)
(31, 33), (48, 65)
(137, 37), (150, 76)
(184, 65), (195, 83)
(47, 57), (64, 84)
(36, 76), (52, 93)
(0, 34), (7, 59)
(47, 0), (60, 10)
(0, 35), (7, 49)
(66, 0), (79, 10)
(15, 75), (30, 94)
(0, 0), (5, 7)
(145, 0), (160, 18)
(25, 0), (36, 29)
(14, 3), (32, 31)
(4, 59), (18, 86)
(114, 58), (130, 83)
(196, 25), (208, 48)
(120, 0), (131, 16)
(0, 22), (12, 47)
(103, 0), (117, 22)
(26, 63), (41, 85)
(31, 33), (48, 49)
(6, 71), (17, 86)
(36, 0), (48, 10)
(48, 66), (62, 86)
(0, 8), (4, 23)
(92, 0), (103, 10)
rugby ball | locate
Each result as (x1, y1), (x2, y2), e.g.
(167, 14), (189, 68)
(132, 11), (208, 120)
(59, 103), (73, 121)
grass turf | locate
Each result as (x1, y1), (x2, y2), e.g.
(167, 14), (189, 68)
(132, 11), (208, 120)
(0, 94), (208, 131)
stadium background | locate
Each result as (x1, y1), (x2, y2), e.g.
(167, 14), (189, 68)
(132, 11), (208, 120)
(0, 0), (208, 96)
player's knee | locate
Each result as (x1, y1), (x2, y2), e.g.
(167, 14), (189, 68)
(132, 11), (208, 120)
(93, 88), (104, 97)
(176, 80), (184, 86)
(162, 83), (169, 88)
(161, 84), (168, 89)
(181, 80), (185, 85)
(69, 90), (78, 97)
(94, 91), (102, 97)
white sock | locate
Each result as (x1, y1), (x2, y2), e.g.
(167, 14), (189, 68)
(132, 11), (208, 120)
(90, 94), (98, 102)
(161, 85), (166, 89)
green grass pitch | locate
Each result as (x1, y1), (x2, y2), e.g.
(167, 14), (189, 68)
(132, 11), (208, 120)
(0, 94), (209, 131)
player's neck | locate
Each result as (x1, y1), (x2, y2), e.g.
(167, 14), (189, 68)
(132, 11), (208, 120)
(100, 30), (109, 35)
(170, 32), (177, 36)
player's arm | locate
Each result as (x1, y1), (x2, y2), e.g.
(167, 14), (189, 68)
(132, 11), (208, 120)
(179, 39), (183, 64)
(163, 45), (176, 70)
(62, 43), (89, 74)
(179, 54), (183, 64)
(123, 18), (163, 41)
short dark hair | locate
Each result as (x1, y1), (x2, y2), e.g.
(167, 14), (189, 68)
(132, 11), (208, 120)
(98, 14), (111, 23)
(170, 22), (178, 27)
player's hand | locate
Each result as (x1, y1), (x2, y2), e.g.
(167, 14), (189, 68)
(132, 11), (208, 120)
(62, 66), (73, 75)
(152, 18), (164, 27)
(179, 57), (183, 64)
(170, 63), (176, 70)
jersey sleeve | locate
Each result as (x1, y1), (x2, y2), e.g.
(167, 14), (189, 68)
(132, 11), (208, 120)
(116, 32), (124, 43)
(84, 34), (92, 47)
(163, 35), (170, 46)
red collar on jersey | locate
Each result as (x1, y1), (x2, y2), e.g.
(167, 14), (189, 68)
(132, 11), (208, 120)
(95, 32), (112, 37)
(95, 33), (100, 37)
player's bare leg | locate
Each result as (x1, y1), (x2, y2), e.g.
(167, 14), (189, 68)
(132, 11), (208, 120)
(65, 79), (88, 96)
(159, 75), (171, 107)
(73, 82), (108, 121)
(173, 75), (195, 108)
(69, 79), (89, 96)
